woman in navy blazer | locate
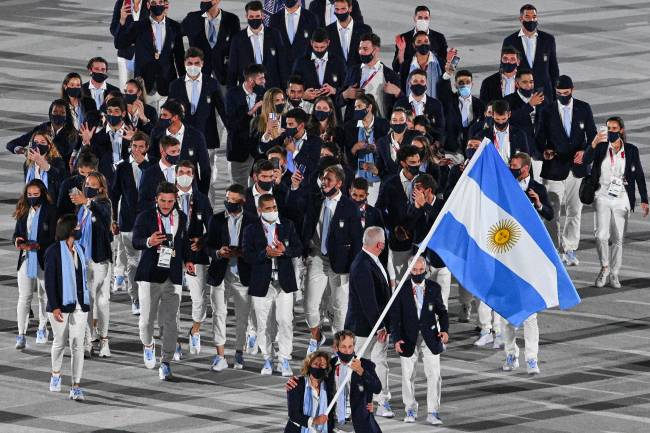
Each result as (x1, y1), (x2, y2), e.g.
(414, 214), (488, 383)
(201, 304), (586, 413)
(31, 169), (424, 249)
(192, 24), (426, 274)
(12, 180), (58, 349)
(44, 214), (91, 400)
(69, 171), (114, 357)
(285, 351), (336, 433)
(23, 130), (67, 205)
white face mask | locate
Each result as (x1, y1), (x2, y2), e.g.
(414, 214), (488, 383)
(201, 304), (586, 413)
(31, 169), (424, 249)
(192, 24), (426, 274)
(261, 211), (279, 223)
(186, 65), (202, 78)
(415, 19), (430, 32)
(176, 174), (193, 189)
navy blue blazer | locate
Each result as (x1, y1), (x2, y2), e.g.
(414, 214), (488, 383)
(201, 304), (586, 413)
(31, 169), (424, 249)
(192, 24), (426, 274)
(243, 182), (290, 220)
(479, 71), (505, 104)
(342, 117), (390, 164)
(527, 178), (554, 221)
(13, 203), (58, 271)
(7, 122), (79, 163)
(374, 131), (417, 179)
(205, 211), (255, 287)
(137, 163), (167, 213)
(87, 128), (131, 187)
(284, 376), (336, 433)
(291, 52), (348, 94)
(301, 194), (363, 273)
(111, 157), (154, 232)
(406, 199), (446, 269)
(478, 125), (529, 160)
(125, 104), (158, 136)
(327, 356), (382, 433)
(584, 141), (648, 210)
(57, 175), (86, 216)
(374, 173), (413, 252)
(390, 278), (449, 357)
(242, 218), (302, 297)
(149, 124), (211, 194)
(505, 91), (549, 160)
(110, 0), (149, 60)
(260, 133), (322, 177)
(181, 9), (241, 85)
(537, 99), (597, 180)
(82, 199), (114, 264)
(325, 21), (372, 68)
(345, 250), (391, 337)
(224, 86), (259, 162)
(81, 81), (121, 109)
(132, 208), (188, 285)
(182, 189), (213, 265)
(394, 95), (446, 132)
(114, 17), (186, 96)
(22, 158), (67, 206)
(227, 26), (288, 89)
(269, 7), (318, 69)
(44, 242), (89, 313)
(391, 27), (448, 72)
(168, 75), (225, 149)
(502, 30), (559, 99)
(340, 64), (400, 122)
(437, 80), (486, 153)
(308, 0), (364, 28)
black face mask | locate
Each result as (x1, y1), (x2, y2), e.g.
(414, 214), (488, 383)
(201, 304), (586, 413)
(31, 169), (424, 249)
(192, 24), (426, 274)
(257, 180), (274, 192)
(248, 18), (263, 30)
(224, 200), (242, 214)
(407, 165), (420, 177)
(65, 87), (81, 98)
(353, 109), (367, 121)
(50, 114), (66, 125)
(465, 147), (476, 160)
(557, 94), (572, 105)
(314, 110), (329, 122)
(32, 142), (49, 155)
(359, 53), (374, 64)
(158, 117), (172, 130)
(415, 44), (430, 55)
(411, 83), (427, 97)
(337, 351), (354, 363)
(391, 123), (407, 134)
(73, 229), (82, 240)
(150, 4), (166, 17)
(27, 196), (42, 208)
(607, 131), (621, 143)
(500, 62), (517, 73)
(313, 49), (326, 59)
(352, 198), (366, 207)
(124, 93), (138, 104)
(510, 168), (521, 179)
(199, 1), (212, 14)
(334, 12), (349, 22)
(166, 154), (180, 165)
(106, 114), (122, 127)
(309, 366), (328, 380)
(84, 186), (99, 198)
(494, 120), (509, 130)
(522, 20), (538, 32)
(284, 0), (298, 7)
(322, 186), (338, 197)
(253, 84), (266, 98)
(275, 103), (285, 113)
(285, 127), (298, 139)
(288, 98), (302, 108)
(91, 72), (108, 83)
(411, 273), (426, 284)
(519, 88), (533, 98)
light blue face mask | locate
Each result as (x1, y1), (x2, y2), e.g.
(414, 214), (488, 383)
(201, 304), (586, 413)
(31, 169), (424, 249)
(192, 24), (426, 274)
(458, 85), (472, 98)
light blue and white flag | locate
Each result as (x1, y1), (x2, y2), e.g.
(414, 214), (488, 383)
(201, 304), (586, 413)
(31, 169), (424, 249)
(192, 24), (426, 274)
(426, 139), (580, 326)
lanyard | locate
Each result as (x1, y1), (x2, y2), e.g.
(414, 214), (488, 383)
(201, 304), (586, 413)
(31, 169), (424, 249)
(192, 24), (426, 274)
(360, 69), (379, 89)
(609, 147), (624, 166)
(156, 210), (174, 234)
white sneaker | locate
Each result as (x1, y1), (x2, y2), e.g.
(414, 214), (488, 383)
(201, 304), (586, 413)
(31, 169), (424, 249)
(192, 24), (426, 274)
(49, 374), (61, 392)
(99, 339), (111, 358)
(595, 267), (610, 288)
(211, 355), (228, 371)
(426, 412), (443, 425)
(280, 358), (293, 377)
(233, 351), (245, 370)
(69, 387), (85, 401)
(173, 344), (183, 361)
(189, 332), (201, 355)
(474, 331), (493, 347)
(143, 345), (156, 369)
(609, 274), (621, 289)
(503, 354), (520, 371)
(527, 358), (540, 374)
(246, 334), (259, 355)
(403, 408), (416, 423)
(131, 299), (140, 315)
(492, 333), (505, 349)
(260, 358), (273, 375)
(376, 402), (394, 418)
(564, 250), (579, 266)
(36, 328), (49, 344)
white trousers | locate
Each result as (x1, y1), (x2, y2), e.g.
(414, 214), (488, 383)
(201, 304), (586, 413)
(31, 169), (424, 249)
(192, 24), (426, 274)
(594, 194), (630, 275)
(208, 148), (222, 208)
(543, 173), (583, 252)
(400, 335), (442, 413)
(355, 336), (390, 404)
(139, 280), (182, 363)
(251, 282), (294, 360)
(503, 314), (539, 361)
(88, 261), (111, 338)
(50, 309), (87, 384)
(304, 254), (349, 332)
(120, 232), (141, 300)
(211, 269), (251, 349)
(428, 266), (451, 308)
(112, 235), (126, 278)
(229, 156), (254, 188)
(478, 302), (502, 334)
(116, 56), (133, 92)
(16, 262), (47, 335)
(186, 264), (208, 323)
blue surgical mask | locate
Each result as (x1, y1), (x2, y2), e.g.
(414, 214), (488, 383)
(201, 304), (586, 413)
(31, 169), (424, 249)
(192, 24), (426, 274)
(458, 85), (472, 98)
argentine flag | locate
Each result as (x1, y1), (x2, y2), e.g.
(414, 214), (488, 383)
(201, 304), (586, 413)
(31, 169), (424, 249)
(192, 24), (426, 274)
(426, 140), (581, 326)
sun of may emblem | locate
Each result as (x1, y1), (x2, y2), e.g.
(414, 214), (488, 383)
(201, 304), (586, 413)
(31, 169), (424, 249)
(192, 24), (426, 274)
(487, 219), (521, 254)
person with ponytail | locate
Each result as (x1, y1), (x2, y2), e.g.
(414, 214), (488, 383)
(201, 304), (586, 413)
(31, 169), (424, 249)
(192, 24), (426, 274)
(12, 180), (58, 349)
(23, 131), (67, 204)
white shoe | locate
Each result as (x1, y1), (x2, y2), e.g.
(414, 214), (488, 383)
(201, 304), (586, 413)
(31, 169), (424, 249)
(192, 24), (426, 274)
(403, 408), (416, 423)
(173, 344), (183, 361)
(492, 333), (505, 349)
(246, 334), (259, 355)
(474, 331), (493, 347)
(189, 332), (201, 355)
(233, 351), (245, 370)
(527, 358), (540, 374)
(69, 387), (85, 401)
(609, 274), (621, 289)
(99, 339), (111, 358)
(503, 354), (520, 371)
(260, 358), (273, 375)
(595, 267), (610, 288)
(376, 402), (394, 418)
(564, 250), (579, 266)
(143, 345), (156, 369)
(280, 358), (293, 377)
(36, 328), (49, 344)
(49, 374), (61, 392)
(211, 355), (229, 372)
(426, 412), (443, 425)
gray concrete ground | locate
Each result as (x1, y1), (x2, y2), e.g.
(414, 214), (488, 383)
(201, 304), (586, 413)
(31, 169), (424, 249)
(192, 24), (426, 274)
(0, 0), (649, 432)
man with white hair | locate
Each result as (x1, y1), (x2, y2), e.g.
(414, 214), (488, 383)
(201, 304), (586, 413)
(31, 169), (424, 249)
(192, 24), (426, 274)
(345, 226), (393, 417)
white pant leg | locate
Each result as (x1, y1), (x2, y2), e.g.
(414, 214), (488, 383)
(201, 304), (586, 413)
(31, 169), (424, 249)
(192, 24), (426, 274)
(88, 261), (111, 338)
(292, 257), (305, 292)
(562, 173), (584, 251)
(49, 309), (87, 384)
(594, 197), (614, 268)
(477, 301), (493, 333)
(229, 157), (254, 188)
(208, 148), (221, 208)
(609, 203), (629, 275)
(113, 235), (126, 278)
(158, 281), (182, 363)
(304, 254), (329, 329)
(430, 267), (451, 308)
(493, 312), (502, 335)
(400, 339), (420, 412)
(121, 232), (141, 301)
(367, 182), (380, 207)
(50, 312), (70, 373)
(17, 262), (36, 335)
(543, 178), (565, 251)
(390, 249), (411, 284)
(531, 159), (543, 181)
(502, 320), (519, 358)
(327, 270), (348, 334)
(421, 341), (442, 414)
(138, 281), (161, 346)
(356, 336), (390, 404)
(227, 271), (251, 351)
(210, 284), (227, 347)
(273, 284), (295, 360)
(116, 56), (133, 91)
(35, 272), (48, 330)
(186, 264), (208, 323)
(252, 288), (275, 359)
(523, 314), (539, 361)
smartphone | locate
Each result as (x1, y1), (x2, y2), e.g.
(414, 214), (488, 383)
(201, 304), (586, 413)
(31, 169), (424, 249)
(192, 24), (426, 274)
(535, 87), (544, 94)
(165, 234), (174, 243)
(297, 163), (306, 175)
(268, 112), (277, 121)
(450, 56), (461, 68)
(69, 187), (81, 195)
(270, 158), (280, 169)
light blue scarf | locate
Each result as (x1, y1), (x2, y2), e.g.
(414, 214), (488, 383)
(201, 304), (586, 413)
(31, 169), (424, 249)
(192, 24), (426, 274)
(302, 377), (328, 433)
(77, 206), (93, 263)
(27, 206), (40, 278)
(60, 240), (89, 306)
(26, 164), (48, 190)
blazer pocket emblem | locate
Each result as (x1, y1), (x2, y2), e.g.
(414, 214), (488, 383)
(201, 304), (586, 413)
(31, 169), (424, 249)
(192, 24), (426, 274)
(224, 56), (229, 64)
(631, 166), (636, 172)
(206, 97), (211, 104)
(189, 148), (195, 157)
(579, 122), (584, 130)
(339, 220), (344, 228)
(225, 36), (230, 42)
(332, 74), (338, 83)
(197, 213), (202, 220)
(271, 48), (276, 56)
(43, 223), (48, 231)
(428, 303), (433, 311)
(91, 216), (96, 223)
(304, 30), (309, 39)
(284, 239), (289, 247)
(543, 54), (548, 62)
